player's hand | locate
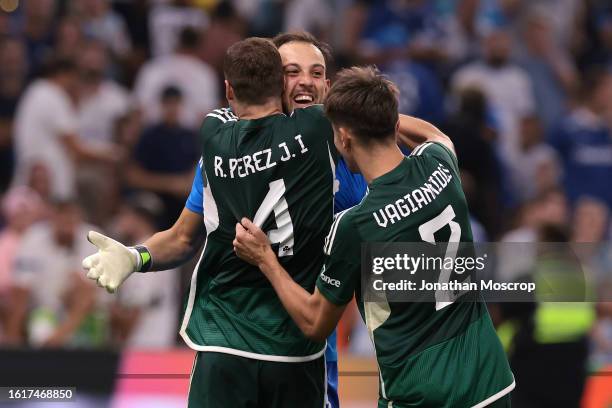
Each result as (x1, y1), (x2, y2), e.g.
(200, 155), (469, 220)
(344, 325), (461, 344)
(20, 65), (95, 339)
(233, 218), (274, 268)
(82, 231), (137, 293)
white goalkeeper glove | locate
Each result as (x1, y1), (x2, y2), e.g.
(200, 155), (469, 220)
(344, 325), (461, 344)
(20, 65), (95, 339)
(82, 231), (150, 293)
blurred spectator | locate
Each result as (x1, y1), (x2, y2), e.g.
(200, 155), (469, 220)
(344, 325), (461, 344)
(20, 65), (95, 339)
(509, 189), (569, 241)
(511, 115), (561, 202)
(245, 0), (283, 38)
(383, 59), (445, 125)
(572, 196), (610, 281)
(339, 1), (448, 123)
(595, 9), (612, 68)
(575, 2), (612, 69)
(499, 224), (595, 408)
(53, 16), (84, 62)
(199, 1), (246, 86)
(7, 200), (108, 348)
(444, 87), (501, 236)
(76, 0), (132, 60)
(283, 0), (332, 41)
(77, 41), (131, 148)
(110, 0), (151, 87)
(0, 187), (46, 344)
(113, 109), (144, 153)
(523, 0), (582, 48)
(10, 0), (57, 78)
(133, 26), (218, 130)
(227, 0), (255, 22)
(0, 37), (28, 193)
(149, 0), (209, 57)
(452, 28), (536, 167)
(572, 196), (610, 244)
(0, 36), (28, 107)
(13, 57), (120, 201)
(108, 193), (179, 348)
(343, 0), (449, 66)
(518, 7), (578, 132)
(126, 86), (198, 229)
(435, 0), (482, 64)
(497, 189), (568, 282)
(548, 70), (612, 209)
(25, 162), (53, 203)
(475, 0), (522, 33)
(76, 41), (131, 224)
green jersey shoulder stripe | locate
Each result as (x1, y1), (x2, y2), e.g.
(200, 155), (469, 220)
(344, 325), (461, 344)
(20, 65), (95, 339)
(410, 142), (433, 156)
(324, 208), (351, 255)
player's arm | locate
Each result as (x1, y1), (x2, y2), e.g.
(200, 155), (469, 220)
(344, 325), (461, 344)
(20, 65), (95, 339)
(234, 219), (346, 342)
(307, 104), (452, 154)
(83, 208), (205, 293)
(141, 208), (206, 269)
(83, 157), (206, 293)
(397, 114), (455, 154)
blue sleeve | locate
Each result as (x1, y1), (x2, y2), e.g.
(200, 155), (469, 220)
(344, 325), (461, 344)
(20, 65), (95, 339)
(185, 159), (204, 214)
(399, 144), (412, 156)
(334, 159), (368, 213)
(547, 121), (570, 160)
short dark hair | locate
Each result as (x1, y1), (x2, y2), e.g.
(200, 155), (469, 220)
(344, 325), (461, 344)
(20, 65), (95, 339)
(161, 85), (182, 102)
(324, 66), (399, 143)
(178, 27), (201, 50)
(272, 31), (334, 74)
(223, 37), (283, 105)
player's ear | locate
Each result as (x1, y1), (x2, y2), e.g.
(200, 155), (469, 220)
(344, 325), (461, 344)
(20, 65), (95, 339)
(225, 80), (234, 102)
(339, 126), (351, 150)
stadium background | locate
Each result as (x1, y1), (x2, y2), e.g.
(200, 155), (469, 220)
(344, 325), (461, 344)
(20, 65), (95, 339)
(0, 0), (611, 406)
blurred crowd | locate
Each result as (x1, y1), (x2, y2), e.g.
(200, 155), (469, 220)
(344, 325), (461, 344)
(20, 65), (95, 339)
(0, 0), (610, 386)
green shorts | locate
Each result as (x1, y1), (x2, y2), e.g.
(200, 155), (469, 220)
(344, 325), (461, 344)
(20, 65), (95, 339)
(188, 351), (326, 408)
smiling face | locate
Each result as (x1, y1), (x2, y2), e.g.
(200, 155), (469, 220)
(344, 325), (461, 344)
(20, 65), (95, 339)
(278, 41), (330, 113)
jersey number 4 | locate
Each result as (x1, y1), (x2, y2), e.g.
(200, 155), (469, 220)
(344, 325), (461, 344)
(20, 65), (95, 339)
(253, 179), (294, 257)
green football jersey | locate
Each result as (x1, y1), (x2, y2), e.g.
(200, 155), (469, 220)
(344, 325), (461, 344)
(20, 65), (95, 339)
(316, 142), (515, 407)
(181, 106), (337, 361)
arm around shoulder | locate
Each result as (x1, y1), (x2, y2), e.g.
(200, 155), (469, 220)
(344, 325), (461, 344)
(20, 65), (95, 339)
(397, 114), (455, 155)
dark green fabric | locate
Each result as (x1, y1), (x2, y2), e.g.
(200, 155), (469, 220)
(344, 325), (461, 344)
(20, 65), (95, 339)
(184, 105), (336, 357)
(188, 352), (325, 408)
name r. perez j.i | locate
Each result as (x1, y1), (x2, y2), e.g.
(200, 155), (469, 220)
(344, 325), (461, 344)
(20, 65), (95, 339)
(213, 134), (309, 179)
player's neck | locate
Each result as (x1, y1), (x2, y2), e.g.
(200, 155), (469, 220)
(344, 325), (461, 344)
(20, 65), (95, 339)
(234, 98), (284, 120)
(356, 144), (405, 184)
